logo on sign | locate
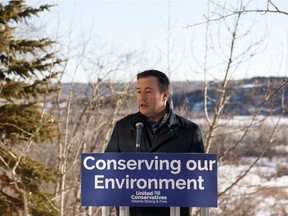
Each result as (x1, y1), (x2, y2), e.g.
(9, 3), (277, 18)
(131, 190), (168, 204)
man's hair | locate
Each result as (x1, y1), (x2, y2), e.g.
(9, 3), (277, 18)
(137, 69), (170, 92)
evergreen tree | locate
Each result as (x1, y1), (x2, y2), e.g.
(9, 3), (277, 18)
(0, 1), (61, 215)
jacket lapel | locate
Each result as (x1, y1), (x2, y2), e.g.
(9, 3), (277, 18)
(150, 112), (180, 152)
(129, 110), (181, 152)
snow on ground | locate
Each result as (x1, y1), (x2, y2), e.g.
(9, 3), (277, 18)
(216, 156), (288, 216)
(196, 116), (288, 215)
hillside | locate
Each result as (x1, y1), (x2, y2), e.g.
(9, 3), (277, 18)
(172, 76), (287, 116)
(60, 76), (288, 116)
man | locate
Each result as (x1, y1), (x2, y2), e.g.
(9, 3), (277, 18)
(105, 69), (204, 216)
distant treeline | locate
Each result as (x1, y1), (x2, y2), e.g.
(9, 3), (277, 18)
(60, 76), (288, 116)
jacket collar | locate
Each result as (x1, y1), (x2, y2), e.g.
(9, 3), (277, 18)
(131, 102), (180, 130)
(163, 102), (180, 129)
(167, 109), (180, 129)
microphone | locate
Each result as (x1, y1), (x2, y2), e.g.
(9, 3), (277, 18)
(135, 122), (144, 152)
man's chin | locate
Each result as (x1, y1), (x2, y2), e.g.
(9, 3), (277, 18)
(139, 109), (150, 117)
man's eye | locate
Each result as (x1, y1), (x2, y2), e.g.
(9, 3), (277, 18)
(145, 90), (152, 94)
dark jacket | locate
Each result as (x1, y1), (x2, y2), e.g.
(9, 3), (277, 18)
(105, 109), (205, 216)
(105, 111), (204, 154)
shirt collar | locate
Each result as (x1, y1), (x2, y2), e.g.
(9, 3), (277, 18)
(146, 103), (171, 133)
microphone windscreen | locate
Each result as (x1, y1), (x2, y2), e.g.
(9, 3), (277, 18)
(135, 122), (144, 128)
(133, 113), (147, 128)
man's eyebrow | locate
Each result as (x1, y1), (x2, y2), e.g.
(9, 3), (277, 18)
(136, 87), (153, 90)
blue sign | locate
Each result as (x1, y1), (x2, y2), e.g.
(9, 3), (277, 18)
(81, 153), (217, 207)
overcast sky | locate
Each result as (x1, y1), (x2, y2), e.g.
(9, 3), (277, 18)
(25, 0), (288, 83)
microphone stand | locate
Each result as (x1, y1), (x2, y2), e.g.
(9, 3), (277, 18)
(119, 122), (143, 216)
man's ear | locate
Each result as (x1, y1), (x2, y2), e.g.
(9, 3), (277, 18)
(162, 90), (170, 101)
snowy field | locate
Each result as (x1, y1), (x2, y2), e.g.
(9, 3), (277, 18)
(215, 156), (288, 216)
(194, 116), (288, 216)
(198, 116), (288, 216)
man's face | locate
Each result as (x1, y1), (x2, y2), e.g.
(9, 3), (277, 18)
(136, 76), (169, 121)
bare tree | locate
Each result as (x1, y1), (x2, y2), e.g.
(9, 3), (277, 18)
(185, 0), (288, 215)
(47, 31), (140, 215)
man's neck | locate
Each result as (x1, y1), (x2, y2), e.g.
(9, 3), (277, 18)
(150, 107), (167, 122)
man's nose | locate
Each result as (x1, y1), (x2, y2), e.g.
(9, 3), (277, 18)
(139, 92), (146, 100)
